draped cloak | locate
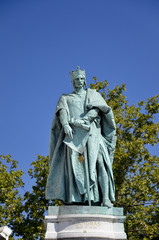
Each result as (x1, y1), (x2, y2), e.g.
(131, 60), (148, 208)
(45, 89), (117, 204)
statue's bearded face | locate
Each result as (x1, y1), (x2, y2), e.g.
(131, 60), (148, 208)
(73, 74), (85, 89)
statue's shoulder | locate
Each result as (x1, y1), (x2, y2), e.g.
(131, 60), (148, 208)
(87, 88), (96, 93)
(58, 93), (74, 104)
(87, 88), (102, 99)
(58, 93), (69, 100)
(60, 93), (68, 97)
(60, 92), (74, 97)
(87, 88), (100, 94)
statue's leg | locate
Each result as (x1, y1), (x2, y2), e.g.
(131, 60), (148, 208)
(97, 153), (113, 208)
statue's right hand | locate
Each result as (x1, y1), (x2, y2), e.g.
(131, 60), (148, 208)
(63, 124), (73, 140)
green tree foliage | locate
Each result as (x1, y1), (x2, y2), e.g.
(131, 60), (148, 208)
(17, 155), (61, 240)
(0, 155), (24, 240)
(19, 155), (51, 240)
(1, 79), (159, 240)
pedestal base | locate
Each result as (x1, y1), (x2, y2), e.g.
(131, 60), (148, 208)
(44, 206), (127, 240)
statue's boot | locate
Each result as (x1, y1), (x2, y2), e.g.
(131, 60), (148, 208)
(102, 198), (113, 208)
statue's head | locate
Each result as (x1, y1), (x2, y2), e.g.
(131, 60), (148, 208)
(70, 66), (87, 89)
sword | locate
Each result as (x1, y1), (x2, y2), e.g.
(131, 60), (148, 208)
(69, 117), (91, 205)
(83, 148), (91, 206)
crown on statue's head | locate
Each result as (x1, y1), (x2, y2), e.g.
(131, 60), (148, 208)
(70, 66), (86, 81)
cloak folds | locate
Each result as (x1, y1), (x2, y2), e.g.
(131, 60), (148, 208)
(45, 89), (117, 204)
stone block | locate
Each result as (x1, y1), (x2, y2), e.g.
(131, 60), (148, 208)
(44, 206), (127, 240)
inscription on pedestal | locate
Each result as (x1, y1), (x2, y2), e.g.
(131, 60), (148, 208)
(74, 221), (101, 229)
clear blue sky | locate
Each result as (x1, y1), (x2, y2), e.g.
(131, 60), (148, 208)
(0, 0), (159, 192)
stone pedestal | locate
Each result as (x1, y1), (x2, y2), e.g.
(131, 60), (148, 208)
(44, 206), (127, 240)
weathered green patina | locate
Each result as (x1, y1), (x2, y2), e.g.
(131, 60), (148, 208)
(48, 206), (123, 216)
(45, 67), (117, 207)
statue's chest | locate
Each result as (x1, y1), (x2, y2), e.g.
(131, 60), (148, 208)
(67, 95), (86, 118)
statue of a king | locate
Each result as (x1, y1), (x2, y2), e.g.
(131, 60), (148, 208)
(45, 67), (117, 208)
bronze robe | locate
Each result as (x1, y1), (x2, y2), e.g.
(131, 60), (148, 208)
(46, 89), (116, 204)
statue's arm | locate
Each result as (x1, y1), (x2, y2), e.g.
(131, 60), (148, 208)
(83, 108), (99, 123)
(59, 109), (73, 140)
(70, 109), (99, 129)
(59, 108), (69, 126)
